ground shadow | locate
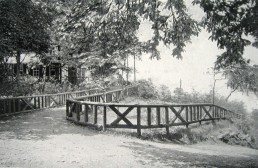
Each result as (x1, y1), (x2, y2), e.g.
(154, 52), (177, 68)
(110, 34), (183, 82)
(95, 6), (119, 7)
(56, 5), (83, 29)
(121, 142), (258, 168)
(0, 107), (97, 140)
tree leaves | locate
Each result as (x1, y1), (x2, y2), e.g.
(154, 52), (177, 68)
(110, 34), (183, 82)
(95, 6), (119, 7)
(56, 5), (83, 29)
(50, 0), (200, 63)
(193, 0), (258, 70)
(0, 0), (53, 69)
(224, 64), (258, 96)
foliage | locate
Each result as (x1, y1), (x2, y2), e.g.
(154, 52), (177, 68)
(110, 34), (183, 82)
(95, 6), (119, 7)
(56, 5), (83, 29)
(136, 79), (158, 99)
(215, 96), (247, 116)
(0, 0), (52, 57)
(39, 0), (200, 79)
(193, 0), (258, 69)
(171, 88), (213, 104)
(224, 64), (258, 97)
(158, 85), (172, 101)
(251, 109), (258, 128)
(0, 76), (38, 96)
(250, 109), (258, 143)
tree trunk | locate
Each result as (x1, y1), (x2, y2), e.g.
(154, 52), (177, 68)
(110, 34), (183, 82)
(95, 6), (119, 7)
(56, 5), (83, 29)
(134, 54), (136, 82)
(126, 55), (129, 85)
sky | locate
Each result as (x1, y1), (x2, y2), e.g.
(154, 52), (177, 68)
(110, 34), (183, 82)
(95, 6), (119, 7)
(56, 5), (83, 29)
(127, 1), (258, 113)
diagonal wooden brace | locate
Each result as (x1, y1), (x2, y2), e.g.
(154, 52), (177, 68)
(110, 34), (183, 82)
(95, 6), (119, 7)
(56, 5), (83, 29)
(202, 106), (213, 119)
(169, 106), (186, 124)
(21, 98), (35, 111)
(50, 96), (59, 106)
(110, 106), (134, 126)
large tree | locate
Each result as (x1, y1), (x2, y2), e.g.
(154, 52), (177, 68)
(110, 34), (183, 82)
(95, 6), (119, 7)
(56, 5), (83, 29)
(44, 0), (200, 85)
(0, 0), (52, 79)
(193, 0), (258, 70)
(39, 0), (258, 90)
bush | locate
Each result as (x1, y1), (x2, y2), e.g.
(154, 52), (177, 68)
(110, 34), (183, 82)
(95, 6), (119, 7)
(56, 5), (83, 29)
(136, 79), (158, 99)
(158, 85), (172, 101)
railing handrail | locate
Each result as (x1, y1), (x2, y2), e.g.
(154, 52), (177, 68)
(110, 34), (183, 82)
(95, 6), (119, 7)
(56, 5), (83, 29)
(0, 88), (102, 100)
(68, 100), (215, 107)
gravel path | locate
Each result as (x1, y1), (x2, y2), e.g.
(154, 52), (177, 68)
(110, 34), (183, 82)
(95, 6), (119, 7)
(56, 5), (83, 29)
(0, 107), (257, 168)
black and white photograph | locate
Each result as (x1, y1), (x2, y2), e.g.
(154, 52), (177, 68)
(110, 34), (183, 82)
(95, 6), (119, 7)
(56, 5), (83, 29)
(0, 0), (258, 167)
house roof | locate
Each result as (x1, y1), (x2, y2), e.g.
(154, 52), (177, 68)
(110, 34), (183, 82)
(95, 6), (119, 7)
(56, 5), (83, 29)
(7, 53), (41, 64)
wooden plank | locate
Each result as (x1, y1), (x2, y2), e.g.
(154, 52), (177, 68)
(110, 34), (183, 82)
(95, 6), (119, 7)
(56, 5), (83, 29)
(186, 106), (188, 122)
(18, 99), (21, 112)
(21, 98), (35, 111)
(103, 106), (107, 131)
(48, 96), (50, 107)
(137, 107), (141, 137)
(42, 96), (44, 108)
(94, 105), (98, 124)
(202, 106), (213, 119)
(107, 124), (166, 129)
(84, 104), (88, 122)
(197, 106), (200, 120)
(66, 101), (69, 117)
(110, 106), (134, 126)
(49, 96), (59, 107)
(37, 97), (40, 109)
(190, 106), (193, 122)
(169, 106), (186, 124)
(200, 106), (203, 120)
(33, 97), (37, 109)
(193, 106), (196, 121)
(165, 107), (169, 135)
(147, 107), (151, 126)
(13, 99), (16, 113)
(76, 104), (80, 122)
(156, 107), (160, 126)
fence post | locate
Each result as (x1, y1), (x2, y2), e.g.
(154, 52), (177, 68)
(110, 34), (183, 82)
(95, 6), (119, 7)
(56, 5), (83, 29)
(66, 101), (69, 118)
(84, 104), (88, 122)
(147, 107), (151, 126)
(165, 107), (169, 135)
(94, 105), (98, 124)
(186, 106), (189, 128)
(76, 103), (80, 122)
(156, 107), (161, 126)
(137, 107), (141, 137)
(102, 106), (107, 131)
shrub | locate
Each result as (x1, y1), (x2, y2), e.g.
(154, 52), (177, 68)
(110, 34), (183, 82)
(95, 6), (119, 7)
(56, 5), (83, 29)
(136, 79), (158, 99)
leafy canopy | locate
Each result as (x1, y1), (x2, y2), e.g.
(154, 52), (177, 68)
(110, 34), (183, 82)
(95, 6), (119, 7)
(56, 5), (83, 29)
(193, 0), (258, 70)
(0, 0), (52, 60)
(52, 0), (199, 62)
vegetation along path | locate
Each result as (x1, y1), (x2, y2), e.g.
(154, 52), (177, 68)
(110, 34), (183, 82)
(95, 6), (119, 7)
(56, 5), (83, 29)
(0, 107), (257, 168)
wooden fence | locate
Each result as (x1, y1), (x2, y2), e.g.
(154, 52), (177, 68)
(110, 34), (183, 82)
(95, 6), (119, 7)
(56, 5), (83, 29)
(0, 88), (101, 116)
(66, 86), (241, 136)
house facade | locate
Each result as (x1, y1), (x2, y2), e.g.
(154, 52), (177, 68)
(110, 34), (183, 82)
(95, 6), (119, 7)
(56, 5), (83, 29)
(0, 53), (62, 83)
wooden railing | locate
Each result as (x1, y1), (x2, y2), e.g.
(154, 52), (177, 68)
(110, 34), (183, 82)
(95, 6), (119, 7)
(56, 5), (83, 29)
(66, 86), (241, 136)
(0, 88), (102, 116)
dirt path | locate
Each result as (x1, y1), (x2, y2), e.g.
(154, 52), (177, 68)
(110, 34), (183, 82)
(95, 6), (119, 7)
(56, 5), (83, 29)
(0, 107), (257, 168)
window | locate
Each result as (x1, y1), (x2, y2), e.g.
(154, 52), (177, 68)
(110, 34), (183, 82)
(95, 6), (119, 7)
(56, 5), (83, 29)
(20, 64), (24, 75)
(10, 64), (15, 74)
(50, 65), (56, 76)
(33, 68), (39, 77)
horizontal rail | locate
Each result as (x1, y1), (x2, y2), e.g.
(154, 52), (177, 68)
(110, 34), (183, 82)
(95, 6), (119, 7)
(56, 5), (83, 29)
(0, 88), (102, 116)
(0, 88), (101, 100)
(65, 85), (241, 136)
